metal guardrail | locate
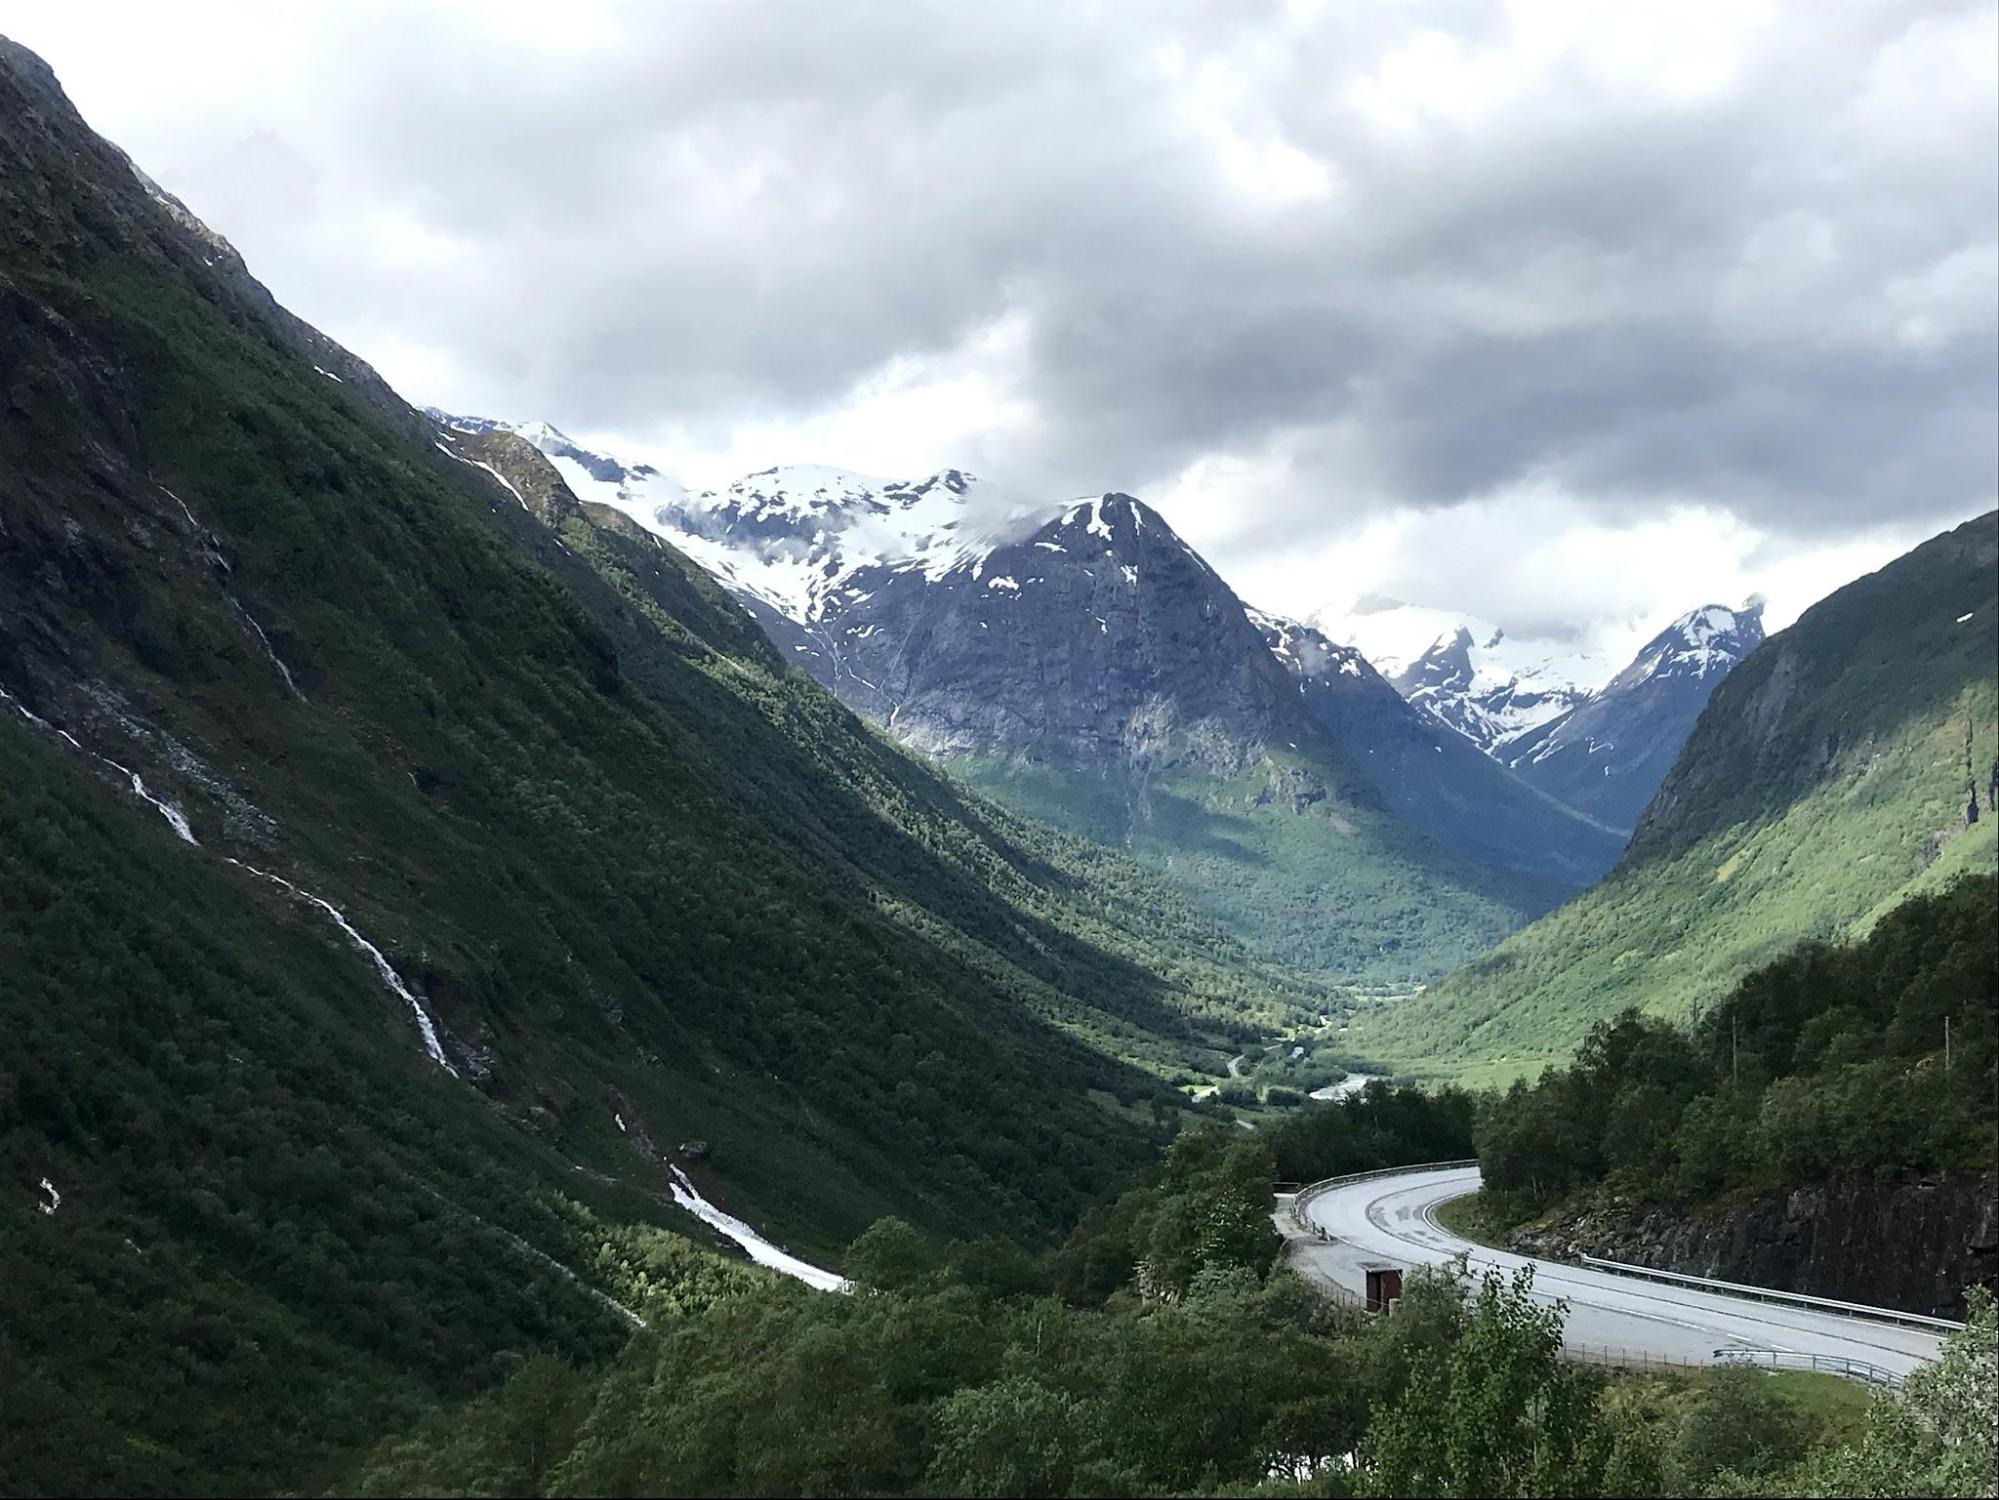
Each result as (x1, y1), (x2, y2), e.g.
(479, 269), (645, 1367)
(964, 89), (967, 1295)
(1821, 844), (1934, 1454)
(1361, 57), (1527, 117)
(1712, 1346), (1903, 1389)
(1563, 1343), (1707, 1375)
(1578, 1255), (1967, 1333)
(1285, 1159), (1479, 1237)
(1280, 1166), (1954, 1371)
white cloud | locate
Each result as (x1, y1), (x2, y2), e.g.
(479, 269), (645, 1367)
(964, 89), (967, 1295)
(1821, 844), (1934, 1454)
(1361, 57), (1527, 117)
(1205, 482), (1951, 668)
(10, 0), (1992, 655)
(587, 311), (1043, 490)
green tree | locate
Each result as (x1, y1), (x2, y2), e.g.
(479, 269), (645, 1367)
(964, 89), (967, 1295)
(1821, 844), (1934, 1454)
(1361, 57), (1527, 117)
(1784, 1287), (1999, 1498)
(1360, 1264), (1647, 1497)
(925, 1376), (1085, 1498)
(846, 1217), (941, 1293)
(1603, 1081), (1678, 1184)
(1665, 1367), (1818, 1492)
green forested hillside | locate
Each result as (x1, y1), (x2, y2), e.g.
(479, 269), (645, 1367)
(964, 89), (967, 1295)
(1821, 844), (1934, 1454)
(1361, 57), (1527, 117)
(1352, 513), (1999, 1084)
(0, 39), (1326, 1493)
(343, 1110), (1999, 1499)
(0, 724), (773, 1494)
(1475, 876), (1997, 1218)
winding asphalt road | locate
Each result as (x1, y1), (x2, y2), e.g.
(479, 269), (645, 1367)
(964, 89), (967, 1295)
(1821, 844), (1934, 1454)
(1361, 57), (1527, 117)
(1287, 1165), (1945, 1382)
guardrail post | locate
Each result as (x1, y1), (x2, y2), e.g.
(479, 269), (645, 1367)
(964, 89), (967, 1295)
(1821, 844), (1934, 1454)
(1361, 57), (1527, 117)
(1579, 1254), (1964, 1333)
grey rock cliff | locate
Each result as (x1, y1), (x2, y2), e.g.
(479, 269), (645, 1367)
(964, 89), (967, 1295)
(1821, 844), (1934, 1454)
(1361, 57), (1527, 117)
(1510, 1173), (1999, 1319)
(823, 494), (1297, 768)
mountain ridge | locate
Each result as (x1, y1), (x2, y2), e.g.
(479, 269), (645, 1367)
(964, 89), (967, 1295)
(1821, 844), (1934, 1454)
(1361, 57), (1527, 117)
(1353, 511), (1999, 1085)
(1501, 602), (1767, 828)
(1314, 595), (1765, 831)
(0, 37), (1358, 1485)
(1247, 607), (1626, 883)
(457, 418), (1642, 975)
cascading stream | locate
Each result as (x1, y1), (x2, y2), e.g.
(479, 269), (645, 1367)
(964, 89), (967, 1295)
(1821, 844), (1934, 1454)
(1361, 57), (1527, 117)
(663, 1164), (849, 1292)
(231, 599), (305, 699)
(9, 681), (848, 1277)
(224, 861), (457, 1075)
(2, 684), (454, 1074)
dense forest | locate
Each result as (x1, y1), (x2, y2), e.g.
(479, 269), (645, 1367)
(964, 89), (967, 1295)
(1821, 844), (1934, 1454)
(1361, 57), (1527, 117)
(347, 1107), (1999, 1498)
(1474, 876), (1998, 1219)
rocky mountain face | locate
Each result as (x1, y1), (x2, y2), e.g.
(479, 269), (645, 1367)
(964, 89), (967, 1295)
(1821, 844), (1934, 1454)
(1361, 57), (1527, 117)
(1318, 596), (1763, 832)
(1318, 598), (1602, 754)
(1394, 625), (1592, 749)
(445, 428), (1298, 774)
(794, 490), (1301, 766)
(1248, 610), (1624, 884)
(1509, 1172), (1999, 1321)
(445, 419), (1307, 768)
(1501, 604), (1767, 830)
(444, 419), (1619, 980)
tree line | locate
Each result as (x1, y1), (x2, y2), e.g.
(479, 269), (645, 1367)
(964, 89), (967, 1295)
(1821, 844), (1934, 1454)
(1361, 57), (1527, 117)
(1476, 874), (1997, 1218)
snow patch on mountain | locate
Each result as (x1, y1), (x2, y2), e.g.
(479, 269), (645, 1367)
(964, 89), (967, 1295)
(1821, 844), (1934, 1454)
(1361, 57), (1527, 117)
(1313, 596), (1606, 753)
(1491, 600), (1766, 827)
(433, 440), (531, 512)
(429, 412), (1062, 628)
(1246, 607), (1372, 683)
(1316, 597), (1610, 693)
(1309, 593), (1762, 805)
(665, 1166), (849, 1292)
(1617, 603), (1757, 684)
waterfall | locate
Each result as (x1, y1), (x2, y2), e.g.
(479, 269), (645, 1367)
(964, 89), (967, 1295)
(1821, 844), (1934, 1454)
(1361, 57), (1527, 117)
(231, 599), (306, 700)
(226, 861), (457, 1076)
(664, 1164), (848, 1292)
(4, 683), (453, 1075)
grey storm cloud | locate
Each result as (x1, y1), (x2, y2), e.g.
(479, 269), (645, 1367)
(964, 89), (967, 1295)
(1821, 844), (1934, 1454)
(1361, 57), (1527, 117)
(32, 0), (1996, 551)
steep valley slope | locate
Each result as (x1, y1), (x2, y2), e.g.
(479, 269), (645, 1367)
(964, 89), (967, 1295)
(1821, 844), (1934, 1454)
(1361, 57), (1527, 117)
(1353, 511), (1999, 1085)
(0, 37), (1337, 1491)
(455, 423), (1613, 986)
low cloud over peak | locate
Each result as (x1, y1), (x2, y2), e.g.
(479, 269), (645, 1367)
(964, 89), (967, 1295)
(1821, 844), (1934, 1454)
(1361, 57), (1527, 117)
(19, 0), (1993, 647)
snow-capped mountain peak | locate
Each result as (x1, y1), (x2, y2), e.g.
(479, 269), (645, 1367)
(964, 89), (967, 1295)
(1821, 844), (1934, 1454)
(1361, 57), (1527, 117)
(1496, 599), (1767, 828)
(1242, 606), (1627, 883)
(1244, 607), (1370, 682)
(1314, 597), (1604, 753)
(659, 462), (1054, 621)
(1627, 602), (1764, 683)
(1306, 591), (1763, 830)
(432, 412), (1067, 625)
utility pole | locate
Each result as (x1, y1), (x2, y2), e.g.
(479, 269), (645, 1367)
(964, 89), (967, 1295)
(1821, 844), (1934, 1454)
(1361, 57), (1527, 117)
(1945, 1016), (1952, 1074)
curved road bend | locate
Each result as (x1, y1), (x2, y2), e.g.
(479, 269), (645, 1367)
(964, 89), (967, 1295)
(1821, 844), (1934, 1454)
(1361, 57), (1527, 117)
(1287, 1165), (1945, 1382)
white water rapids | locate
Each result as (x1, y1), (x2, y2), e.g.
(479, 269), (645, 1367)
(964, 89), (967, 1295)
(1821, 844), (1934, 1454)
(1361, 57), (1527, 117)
(666, 1165), (848, 1292)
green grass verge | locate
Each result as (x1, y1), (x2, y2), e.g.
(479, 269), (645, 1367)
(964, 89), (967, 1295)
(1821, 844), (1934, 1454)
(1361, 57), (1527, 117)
(1430, 1189), (1511, 1251)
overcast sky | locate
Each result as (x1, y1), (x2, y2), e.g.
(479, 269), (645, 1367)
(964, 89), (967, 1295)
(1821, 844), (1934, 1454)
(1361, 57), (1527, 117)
(14, 0), (1996, 660)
